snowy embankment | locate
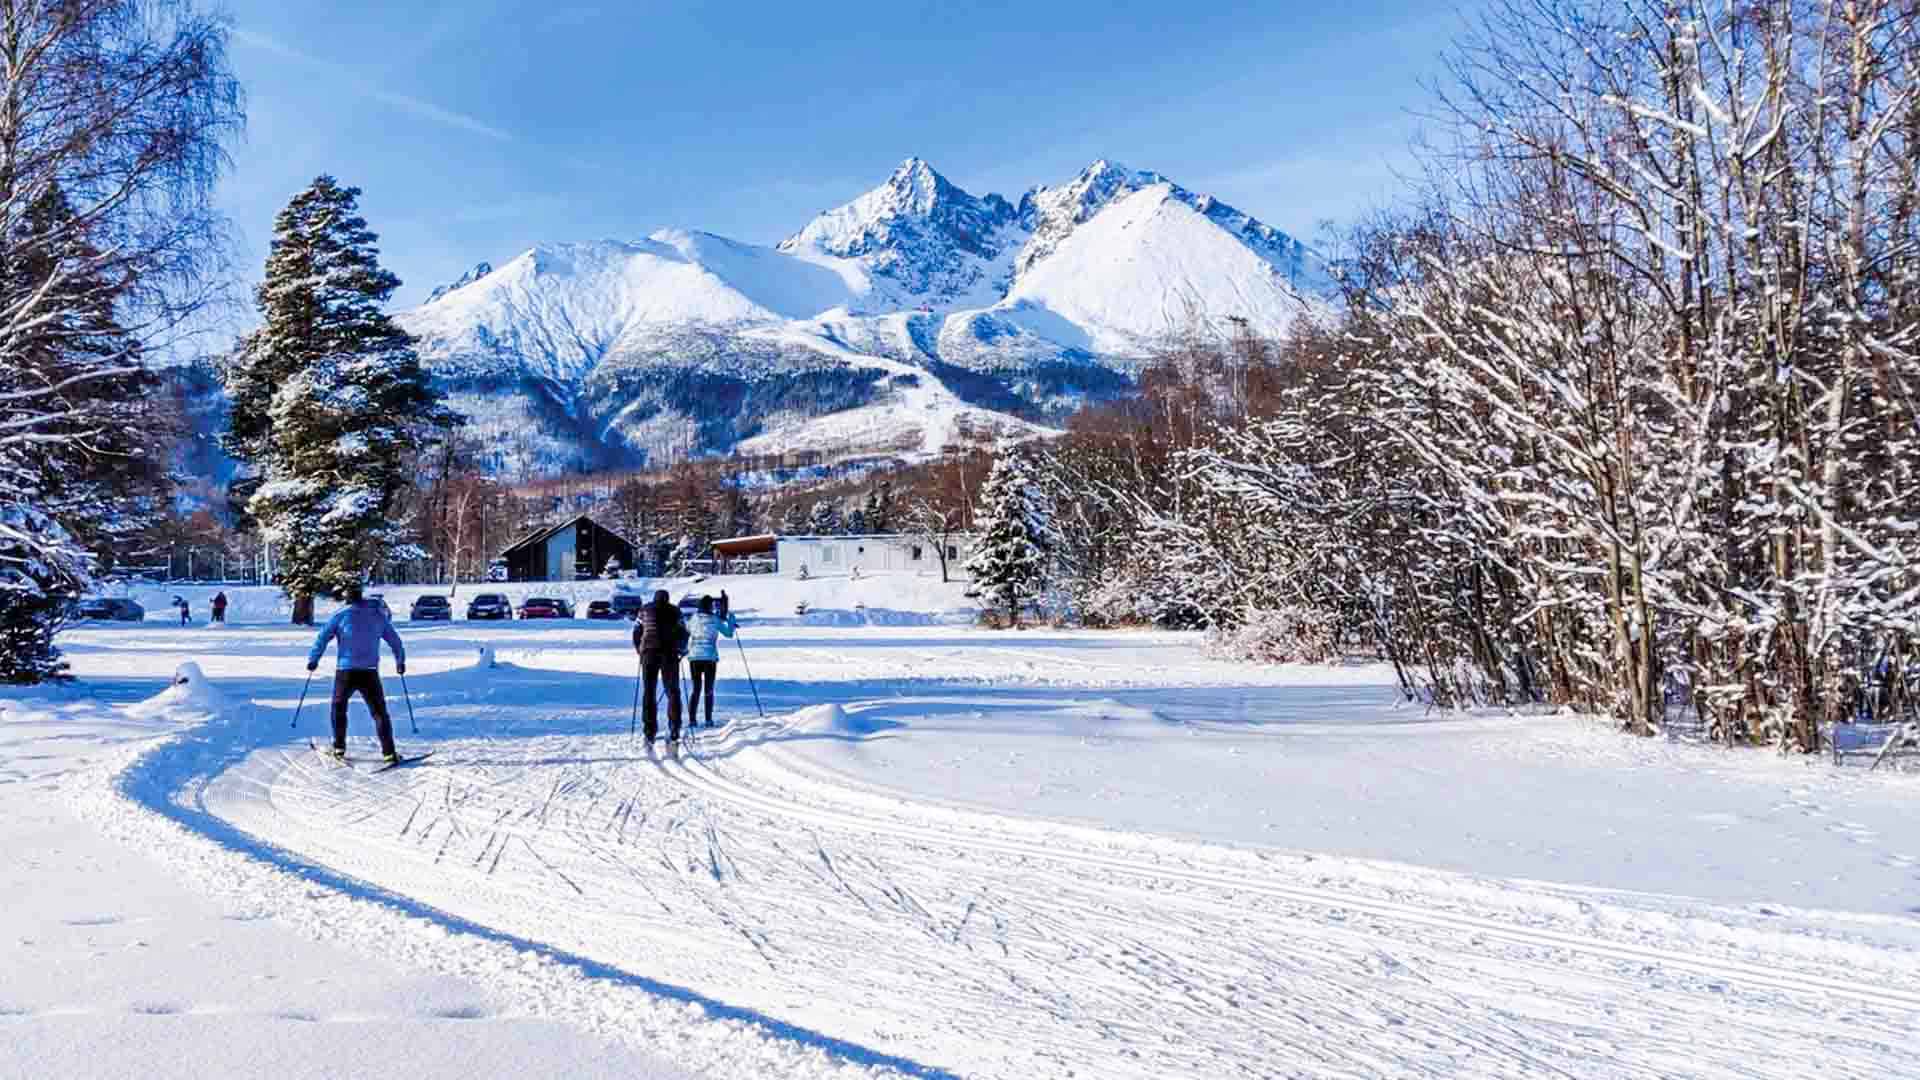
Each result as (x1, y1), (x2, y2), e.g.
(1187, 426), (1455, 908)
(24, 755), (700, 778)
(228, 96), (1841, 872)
(14, 612), (1920, 1079)
(101, 570), (977, 628)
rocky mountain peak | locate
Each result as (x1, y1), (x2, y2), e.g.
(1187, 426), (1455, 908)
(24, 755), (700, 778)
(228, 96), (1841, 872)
(778, 158), (1020, 304)
(425, 261), (494, 304)
(1013, 160), (1169, 276)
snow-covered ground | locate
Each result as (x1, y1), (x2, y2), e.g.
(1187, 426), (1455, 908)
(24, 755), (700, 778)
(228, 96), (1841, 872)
(0, 672), (690, 1080)
(7, 605), (1919, 1078)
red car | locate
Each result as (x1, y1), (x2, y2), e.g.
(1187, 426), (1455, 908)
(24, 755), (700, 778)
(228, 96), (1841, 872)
(516, 596), (573, 619)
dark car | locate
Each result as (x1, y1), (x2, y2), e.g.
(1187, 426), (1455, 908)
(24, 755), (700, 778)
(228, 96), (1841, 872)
(466, 593), (511, 620)
(678, 592), (729, 618)
(74, 597), (145, 622)
(517, 596), (572, 619)
(609, 592), (648, 620)
(410, 594), (452, 621)
(585, 599), (620, 620)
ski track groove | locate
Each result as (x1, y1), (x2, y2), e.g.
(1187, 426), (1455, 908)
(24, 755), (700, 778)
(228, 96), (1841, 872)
(669, 732), (1920, 1014)
(212, 719), (1920, 1080)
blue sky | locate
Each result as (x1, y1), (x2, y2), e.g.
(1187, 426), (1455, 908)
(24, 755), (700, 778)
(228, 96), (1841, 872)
(217, 2), (1478, 311)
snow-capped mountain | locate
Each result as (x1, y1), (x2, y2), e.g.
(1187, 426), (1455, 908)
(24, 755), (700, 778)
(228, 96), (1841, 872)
(776, 157), (1023, 310)
(398, 158), (1329, 474)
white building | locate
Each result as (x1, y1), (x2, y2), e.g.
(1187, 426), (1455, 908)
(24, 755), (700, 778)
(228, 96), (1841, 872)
(710, 533), (972, 581)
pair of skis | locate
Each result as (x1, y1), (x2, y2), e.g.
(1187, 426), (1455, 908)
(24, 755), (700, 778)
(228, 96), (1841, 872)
(308, 738), (435, 773)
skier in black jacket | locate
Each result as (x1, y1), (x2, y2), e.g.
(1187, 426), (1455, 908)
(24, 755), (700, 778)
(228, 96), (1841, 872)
(631, 589), (687, 744)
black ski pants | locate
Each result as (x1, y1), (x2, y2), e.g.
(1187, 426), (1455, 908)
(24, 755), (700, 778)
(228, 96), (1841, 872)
(640, 653), (682, 741)
(688, 660), (718, 727)
(331, 669), (397, 756)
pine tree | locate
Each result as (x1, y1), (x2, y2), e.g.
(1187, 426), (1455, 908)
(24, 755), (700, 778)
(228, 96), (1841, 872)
(0, 186), (156, 683)
(965, 452), (1054, 628)
(870, 480), (896, 533)
(0, 0), (241, 683)
(778, 502), (808, 535)
(221, 178), (449, 618)
(724, 485), (757, 539)
(808, 500), (842, 536)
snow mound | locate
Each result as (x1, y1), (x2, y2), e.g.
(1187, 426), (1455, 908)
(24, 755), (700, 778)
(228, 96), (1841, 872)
(124, 662), (237, 721)
(799, 606), (953, 627)
(474, 644), (499, 669)
(0, 683), (99, 725)
(1059, 699), (1173, 731)
(788, 703), (899, 739)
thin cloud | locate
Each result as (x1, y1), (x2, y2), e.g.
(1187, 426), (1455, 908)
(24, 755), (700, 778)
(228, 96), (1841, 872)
(232, 28), (512, 142)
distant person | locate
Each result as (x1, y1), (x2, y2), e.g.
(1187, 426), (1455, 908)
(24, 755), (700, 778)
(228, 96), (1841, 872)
(211, 591), (228, 625)
(685, 593), (737, 729)
(631, 589), (688, 744)
(307, 583), (406, 764)
(176, 597), (190, 626)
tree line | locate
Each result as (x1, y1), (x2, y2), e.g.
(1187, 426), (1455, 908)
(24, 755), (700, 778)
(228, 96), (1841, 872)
(980, 1), (1919, 751)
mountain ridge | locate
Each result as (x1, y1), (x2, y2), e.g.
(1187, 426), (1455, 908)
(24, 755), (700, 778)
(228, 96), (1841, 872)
(398, 157), (1329, 475)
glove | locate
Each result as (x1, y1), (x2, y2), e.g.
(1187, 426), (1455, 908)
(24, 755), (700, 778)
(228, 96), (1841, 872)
(306, 662), (317, 672)
(396, 664), (406, 675)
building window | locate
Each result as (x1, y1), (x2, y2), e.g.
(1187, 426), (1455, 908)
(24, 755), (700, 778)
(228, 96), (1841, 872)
(822, 545), (836, 564)
(947, 545), (958, 560)
(910, 545), (923, 561)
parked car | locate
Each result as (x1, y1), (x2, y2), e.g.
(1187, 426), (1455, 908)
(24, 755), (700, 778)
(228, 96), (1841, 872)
(466, 592), (511, 620)
(609, 592), (648, 620)
(410, 594), (452, 621)
(584, 599), (620, 621)
(517, 596), (572, 619)
(74, 597), (145, 622)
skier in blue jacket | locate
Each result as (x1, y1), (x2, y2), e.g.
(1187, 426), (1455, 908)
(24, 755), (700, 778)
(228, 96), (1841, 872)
(684, 593), (737, 729)
(307, 583), (406, 763)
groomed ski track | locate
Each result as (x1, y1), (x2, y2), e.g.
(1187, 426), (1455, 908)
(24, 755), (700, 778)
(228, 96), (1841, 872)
(202, 711), (1920, 1080)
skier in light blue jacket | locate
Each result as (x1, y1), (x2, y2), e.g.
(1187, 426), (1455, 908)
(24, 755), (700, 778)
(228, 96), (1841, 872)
(306, 583), (406, 763)
(684, 593), (736, 729)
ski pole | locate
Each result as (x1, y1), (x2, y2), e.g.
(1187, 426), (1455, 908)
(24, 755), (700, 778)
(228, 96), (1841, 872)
(630, 656), (642, 740)
(290, 670), (314, 730)
(399, 671), (419, 736)
(733, 634), (764, 717)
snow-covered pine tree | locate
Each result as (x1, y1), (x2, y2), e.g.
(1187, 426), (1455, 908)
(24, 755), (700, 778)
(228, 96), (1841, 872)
(222, 178), (449, 619)
(808, 500), (842, 536)
(0, 508), (86, 684)
(777, 501), (808, 536)
(965, 451), (1054, 627)
(0, 0), (239, 683)
(665, 534), (697, 576)
(0, 186), (158, 682)
(846, 506), (869, 535)
(871, 480), (896, 534)
(723, 487), (757, 541)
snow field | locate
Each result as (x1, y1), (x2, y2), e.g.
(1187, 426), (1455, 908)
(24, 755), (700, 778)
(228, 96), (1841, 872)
(13, 617), (1920, 1079)
(0, 681), (691, 1080)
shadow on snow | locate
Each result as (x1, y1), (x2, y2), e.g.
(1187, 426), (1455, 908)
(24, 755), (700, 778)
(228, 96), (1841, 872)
(101, 667), (963, 1080)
